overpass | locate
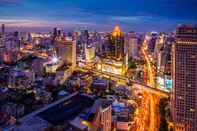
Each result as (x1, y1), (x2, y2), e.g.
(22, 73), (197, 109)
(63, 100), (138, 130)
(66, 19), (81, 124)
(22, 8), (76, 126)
(76, 67), (170, 97)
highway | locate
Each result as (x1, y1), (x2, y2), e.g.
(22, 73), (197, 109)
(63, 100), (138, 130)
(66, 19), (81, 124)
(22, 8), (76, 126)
(132, 84), (162, 131)
(76, 67), (169, 97)
(137, 39), (165, 131)
(77, 65), (168, 131)
(141, 43), (156, 88)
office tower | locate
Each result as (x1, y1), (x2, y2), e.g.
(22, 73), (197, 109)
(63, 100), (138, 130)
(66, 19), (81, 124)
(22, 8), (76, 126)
(52, 27), (59, 43)
(53, 27), (58, 37)
(76, 29), (89, 59)
(0, 24), (5, 46)
(125, 32), (139, 59)
(55, 37), (76, 69)
(81, 30), (89, 44)
(85, 45), (95, 62)
(2, 24), (5, 34)
(162, 37), (174, 75)
(91, 31), (102, 53)
(97, 26), (127, 75)
(27, 33), (33, 42)
(154, 33), (165, 58)
(108, 26), (124, 60)
(147, 32), (157, 53)
(157, 36), (174, 75)
(172, 25), (197, 131)
(13, 31), (20, 50)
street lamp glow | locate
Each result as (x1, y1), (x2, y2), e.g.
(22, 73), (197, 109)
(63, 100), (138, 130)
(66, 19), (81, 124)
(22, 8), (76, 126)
(51, 57), (58, 63)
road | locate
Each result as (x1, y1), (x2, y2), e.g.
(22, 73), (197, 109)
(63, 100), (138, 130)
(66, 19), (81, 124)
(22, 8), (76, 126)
(134, 91), (150, 131)
(149, 94), (158, 131)
(77, 67), (168, 131)
(133, 84), (164, 131)
(20, 48), (49, 59)
(134, 39), (163, 131)
(77, 67), (169, 96)
(141, 40), (156, 88)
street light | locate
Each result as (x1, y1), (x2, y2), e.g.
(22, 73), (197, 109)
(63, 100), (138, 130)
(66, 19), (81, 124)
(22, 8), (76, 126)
(51, 56), (59, 63)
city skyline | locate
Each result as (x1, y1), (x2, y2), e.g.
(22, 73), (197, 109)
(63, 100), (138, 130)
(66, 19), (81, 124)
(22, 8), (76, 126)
(1, 1), (197, 131)
(0, 0), (197, 32)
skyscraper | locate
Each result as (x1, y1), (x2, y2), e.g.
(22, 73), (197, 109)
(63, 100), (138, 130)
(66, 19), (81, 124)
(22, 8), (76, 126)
(108, 26), (124, 60)
(97, 26), (128, 75)
(55, 37), (76, 69)
(125, 31), (139, 59)
(172, 25), (197, 131)
(2, 24), (5, 34)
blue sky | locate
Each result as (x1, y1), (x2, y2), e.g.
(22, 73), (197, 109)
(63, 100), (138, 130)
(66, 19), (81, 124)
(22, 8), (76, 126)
(0, 0), (197, 32)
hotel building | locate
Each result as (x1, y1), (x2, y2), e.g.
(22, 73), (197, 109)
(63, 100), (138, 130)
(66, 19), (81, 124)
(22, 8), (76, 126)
(172, 25), (197, 131)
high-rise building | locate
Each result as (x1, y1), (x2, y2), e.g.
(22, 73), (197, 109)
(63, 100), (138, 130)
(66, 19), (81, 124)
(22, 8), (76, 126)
(125, 32), (139, 59)
(154, 33), (165, 59)
(53, 27), (62, 42)
(97, 26), (128, 75)
(55, 37), (76, 69)
(53, 27), (58, 37)
(85, 45), (95, 62)
(108, 26), (124, 60)
(147, 32), (158, 53)
(76, 29), (89, 59)
(2, 24), (5, 34)
(172, 24), (197, 131)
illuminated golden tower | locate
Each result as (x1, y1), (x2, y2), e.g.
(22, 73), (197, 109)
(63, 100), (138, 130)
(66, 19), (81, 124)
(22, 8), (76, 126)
(109, 25), (124, 60)
(112, 25), (122, 37)
(97, 25), (127, 76)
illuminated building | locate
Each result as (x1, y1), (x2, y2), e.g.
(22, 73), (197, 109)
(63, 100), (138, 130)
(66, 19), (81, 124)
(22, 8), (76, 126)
(97, 58), (126, 75)
(156, 75), (172, 90)
(44, 63), (59, 73)
(147, 32), (158, 53)
(97, 26), (128, 75)
(55, 37), (76, 69)
(172, 25), (197, 131)
(91, 31), (102, 53)
(108, 26), (124, 60)
(156, 35), (174, 75)
(125, 32), (139, 59)
(3, 51), (12, 64)
(53, 27), (58, 42)
(154, 33), (165, 59)
(76, 29), (89, 58)
(27, 33), (33, 42)
(3, 51), (18, 64)
(1, 24), (5, 34)
(85, 45), (95, 62)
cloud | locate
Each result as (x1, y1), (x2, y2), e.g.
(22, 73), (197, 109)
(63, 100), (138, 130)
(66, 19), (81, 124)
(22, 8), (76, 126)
(111, 15), (197, 24)
(111, 16), (151, 23)
(0, 0), (196, 32)
(0, 18), (96, 28)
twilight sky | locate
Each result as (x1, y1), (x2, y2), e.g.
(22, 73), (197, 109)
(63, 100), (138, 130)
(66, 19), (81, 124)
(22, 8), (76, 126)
(0, 0), (197, 32)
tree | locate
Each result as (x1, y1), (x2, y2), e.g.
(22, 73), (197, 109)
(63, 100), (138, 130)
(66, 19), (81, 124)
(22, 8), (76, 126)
(159, 117), (168, 131)
(128, 58), (137, 69)
(159, 98), (169, 131)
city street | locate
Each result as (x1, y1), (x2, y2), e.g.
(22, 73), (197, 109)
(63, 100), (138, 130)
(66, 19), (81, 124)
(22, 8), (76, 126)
(132, 39), (166, 131)
(133, 86), (161, 131)
(141, 40), (156, 88)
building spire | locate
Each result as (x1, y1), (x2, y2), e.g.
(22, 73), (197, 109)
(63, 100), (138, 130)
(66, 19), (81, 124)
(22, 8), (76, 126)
(112, 25), (122, 37)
